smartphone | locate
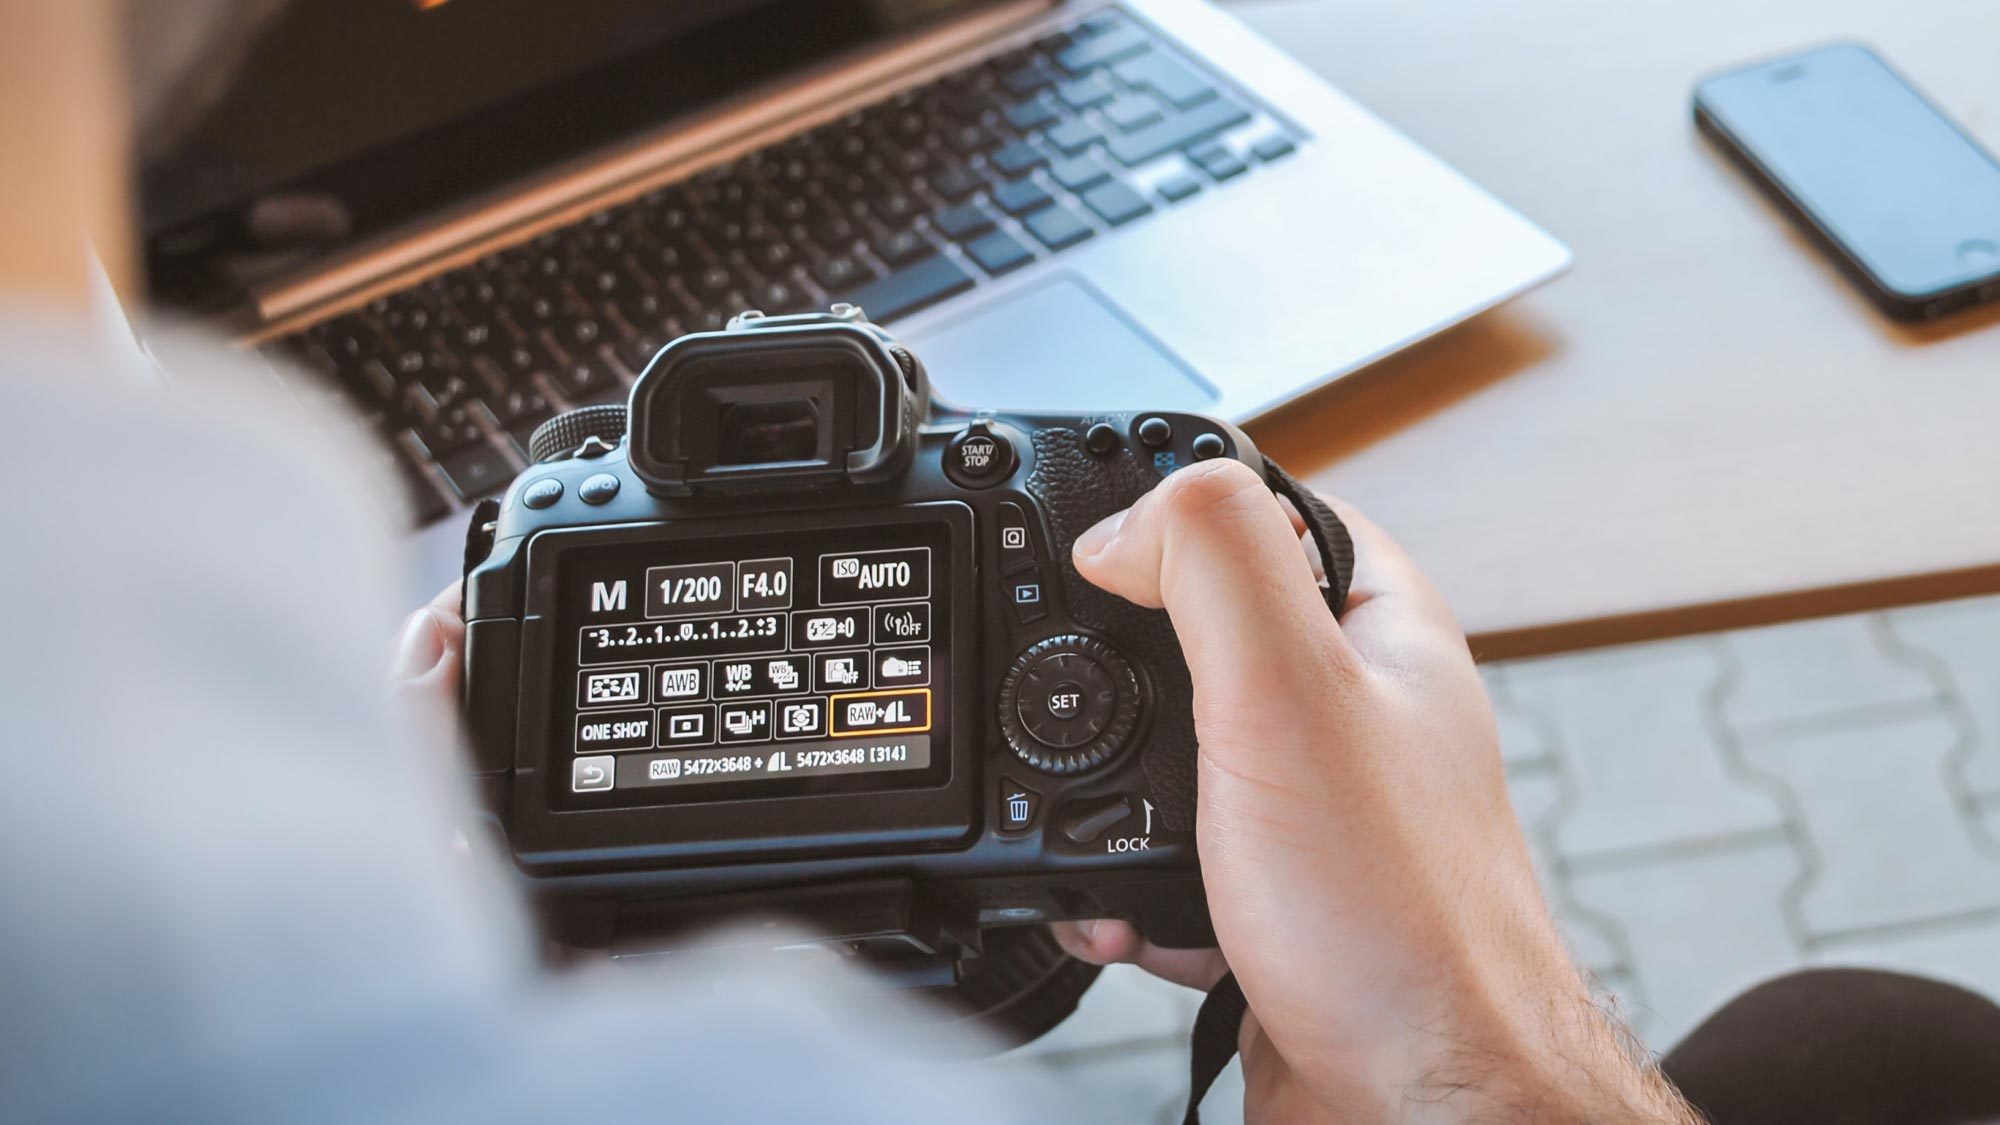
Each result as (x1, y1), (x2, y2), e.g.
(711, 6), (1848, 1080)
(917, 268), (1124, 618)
(1694, 42), (2000, 320)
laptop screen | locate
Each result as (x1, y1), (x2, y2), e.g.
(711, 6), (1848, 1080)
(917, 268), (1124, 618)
(141, 0), (1010, 312)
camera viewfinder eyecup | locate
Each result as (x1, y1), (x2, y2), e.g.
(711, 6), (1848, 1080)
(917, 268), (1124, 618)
(626, 307), (928, 497)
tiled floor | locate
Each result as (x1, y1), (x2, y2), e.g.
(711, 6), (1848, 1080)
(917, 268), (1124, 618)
(971, 595), (2000, 1123)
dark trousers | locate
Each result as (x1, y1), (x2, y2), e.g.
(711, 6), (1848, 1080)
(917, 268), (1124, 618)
(1663, 969), (2000, 1125)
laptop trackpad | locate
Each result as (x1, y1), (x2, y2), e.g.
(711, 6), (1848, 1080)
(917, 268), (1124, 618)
(908, 275), (1216, 412)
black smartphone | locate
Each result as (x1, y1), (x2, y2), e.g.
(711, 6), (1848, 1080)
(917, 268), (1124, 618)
(1694, 42), (2000, 320)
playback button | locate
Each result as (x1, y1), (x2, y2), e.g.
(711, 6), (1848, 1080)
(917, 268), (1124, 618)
(1010, 568), (1049, 624)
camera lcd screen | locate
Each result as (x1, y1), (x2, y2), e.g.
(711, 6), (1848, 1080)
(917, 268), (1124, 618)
(552, 521), (951, 809)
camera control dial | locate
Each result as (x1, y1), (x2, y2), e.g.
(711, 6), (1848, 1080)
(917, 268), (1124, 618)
(999, 634), (1140, 775)
(528, 404), (629, 464)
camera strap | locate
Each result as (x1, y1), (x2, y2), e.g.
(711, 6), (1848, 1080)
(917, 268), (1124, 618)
(1261, 456), (1356, 615)
(1182, 971), (1250, 1124)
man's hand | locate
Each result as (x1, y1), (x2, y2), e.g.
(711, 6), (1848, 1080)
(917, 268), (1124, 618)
(391, 581), (466, 753)
(1054, 460), (1695, 1124)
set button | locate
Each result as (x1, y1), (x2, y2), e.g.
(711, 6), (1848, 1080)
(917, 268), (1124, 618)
(1016, 655), (1116, 750)
(998, 634), (1141, 774)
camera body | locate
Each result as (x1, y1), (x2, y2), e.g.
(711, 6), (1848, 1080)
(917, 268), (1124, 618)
(461, 308), (1273, 963)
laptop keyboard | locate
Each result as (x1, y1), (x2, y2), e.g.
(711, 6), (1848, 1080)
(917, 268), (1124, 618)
(262, 7), (1299, 527)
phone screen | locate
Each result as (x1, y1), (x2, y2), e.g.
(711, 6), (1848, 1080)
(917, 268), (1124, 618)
(1696, 43), (2000, 307)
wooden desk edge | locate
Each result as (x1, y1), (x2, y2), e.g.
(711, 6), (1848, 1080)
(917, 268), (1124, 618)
(1467, 562), (2000, 663)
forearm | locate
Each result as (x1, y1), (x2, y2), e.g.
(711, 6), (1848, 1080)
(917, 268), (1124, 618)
(1252, 955), (1703, 1125)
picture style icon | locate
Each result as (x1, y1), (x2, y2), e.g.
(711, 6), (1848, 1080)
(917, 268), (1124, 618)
(584, 670), (643, 705)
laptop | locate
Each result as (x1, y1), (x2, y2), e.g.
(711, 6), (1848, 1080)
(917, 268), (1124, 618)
(139, 0), (1568, 590)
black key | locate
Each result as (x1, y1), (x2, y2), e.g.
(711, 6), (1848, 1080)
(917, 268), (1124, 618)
(989, 140), (1047, 176)
(1112, 54), (1218, 109)
(1075, 12), (1125, 38)
(992, 178), (1055, 216)
(838, 254), (975, 321)
(812, 254), (869, 289)
(1080, 181), (1154, 226)
(490, 387), (553, 426)
(440, 442), (516, 501)
(1252, 135), (1297, 162)
(966, 230), (1035, 276)
(870, 184), (921, 223)
(1193, 144), (1249, 181)
(758, 278), (808, 314)
(1023, 204), (1094, 250)
(1003, 96), (1062, 132)
(1158, 174), (1203, 202)
(552, 357), (618, 401)
(1102, 95), (1165, 133)
(1001, 61), (1060, 96)
(812, 213), (858, 248)
(1105, 96), (1250, 166)
(873, 228), (932, 267)
(1056, 27), (1150, 74)
(396, 458), (451, 526)
(1045, 119), (1103, 155)
(506, 416), (550, 463)
(416, 404), (484, 455)
(1050, 156), (1113, 192)
(943, 122), (992, 155)
(932, 203), (997, 240)
(1056, 75), (1116, 110)
(930, 164), (987, 202)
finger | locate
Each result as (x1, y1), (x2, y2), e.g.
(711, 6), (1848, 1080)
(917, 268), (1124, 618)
(1049, 920), (1230, 991)
(1318, 500), (1467, 670)
(1072, 460), (1360, 756)
(391, 581), (465, 690)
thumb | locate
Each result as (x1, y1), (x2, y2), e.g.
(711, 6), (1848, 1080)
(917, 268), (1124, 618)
(1071, 460), (1360, 766)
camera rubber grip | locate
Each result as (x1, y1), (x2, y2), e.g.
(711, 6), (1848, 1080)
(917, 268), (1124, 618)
(1025, 427), (1204, 832)
(1025, 429), (1354, 834)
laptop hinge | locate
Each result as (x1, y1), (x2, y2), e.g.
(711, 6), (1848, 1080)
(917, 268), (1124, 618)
(251, 0), (1057, 335)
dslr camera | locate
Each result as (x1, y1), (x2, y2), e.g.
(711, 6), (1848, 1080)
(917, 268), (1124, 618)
(461, 306), (1351, 1038)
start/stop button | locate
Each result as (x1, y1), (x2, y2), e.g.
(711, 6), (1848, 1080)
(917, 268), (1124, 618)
(944, 421), (1018, 488)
